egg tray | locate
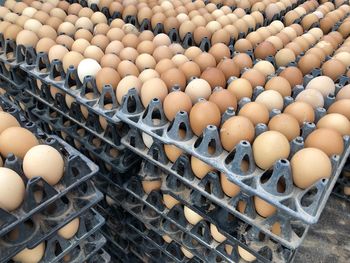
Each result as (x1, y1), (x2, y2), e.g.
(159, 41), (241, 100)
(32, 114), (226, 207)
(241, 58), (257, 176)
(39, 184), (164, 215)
(25, 91), (141, 174)
(6, 208), (105, 263)
(104, 241), (144, 263)
(122, 173), (294, 263)
(0, 96), (100, 235)
(0, 181), (103, 262)
(332, 160), (350, 202)
(61, 231), (107, 263)
(139, 160), (296, 260)
(120, 128), (310, 250)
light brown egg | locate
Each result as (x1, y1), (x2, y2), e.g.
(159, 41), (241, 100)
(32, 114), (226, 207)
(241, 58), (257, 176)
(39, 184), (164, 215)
(36, 38), (56, 54)
(253, 61), (275, 77)
(291, 148), (332, 189)
(265, 76), (292, 97)
(317, 113), (350, 135)
(105, 40), (124, 55)
(140, 78), (168, 107)
(48, 45), (69, 62)
(83, 45), (104, 63)
(255, 90), (284, 112)
(279, 67), (303, 88)
(227, 78), (253, 101)
(119, 47), (139, 62)
(284, 102), (315, 126)
(153, 45), (173, 62)
(220, 116), (254, 151)
(305, 128), (344, 157)
(171, 54), (189, 67)
(209, 88), (237, 114)
(232, 53), (253, 70)
(116, 75), (142, 104)
(217, 58), (240, 81)
(241, 69), (266, 88)
(208, 43), (231, 64)
(298, 54), (321, 75)
(254, 196), (277, 217)
(117, 60), (139, 78)
(194, 52), (216, 72)
(161, 68), (187, 91)
(322, 59), (346, 81)
(336, 85), (350, 100)
(200, 67), (226, 89)
(234, 39), (253, 53)
(138, 69), (160, 83)
(295, 89), (324, 109)
(62, 51), (84, 72)
(96, 67), (121, 94)
(275, 48), (296, 67)
(306, 76), (335, 98)
(163, 91), (192, 121)
(220, 173), (240, 197)
(253, 131), (290, 170)
(4, 24), (23, 40)
(184, 46), (202, 60)
(37, 25), (57, 40)
(238, 102), (270, 125)
(74, 28), (93, 41)
(185, 78), (212, 104)
(191, 156), (215, 179)
(180, 61), (201, 80)
(71, 39), (89, 55)
(56, 35), (74, 50)
(268, 113), (300, 141)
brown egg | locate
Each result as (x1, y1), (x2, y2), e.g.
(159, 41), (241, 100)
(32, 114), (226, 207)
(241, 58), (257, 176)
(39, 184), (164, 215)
(279, 67), (303, 88)
(306, 76), (335, 98)
(106, 28), (125, 42)
(105, 40), (124, 55)
(94, 23), (110, 35)
(179, 61), (201, 80)
(295, 89), (324, 109)
(119, 47), (139, 62)
(336, 85), (350, 100)
(268, 113), (300, 141)
(68, 3), (82, 15)
(83, 45), (104, 63)
(153, 45), (173, 62)
(254, 196), (277, 217)
(241, 69), (265, 88)
(265, 76), (292, 97)
(56, 35), (74, 50)
(191, 155), (215, 179)
(140, 78), (168, 107)
(121, 34), (139, 49)
(135, 53), (156, 71)
(37, 25), (57, 40)
(172, 54), (189, 67)
(275, 48), (296, 67)
(208, 43), (231, 64)
(322, 59), (346, 81)
(190, 100), (221, 136)
(139, 69), (160, 83)
(71, 39), (89, 54)
(227, 78), (253, 101)
(305, 128), (344, 157)
(161, 68), (187, 91)
(62, 51), (84, 72)
(220, 116), (255, 151)
(33, 11), (50, 24)
(57, 22), (75, 37)
(74, 29), (93, 42)
(200, 67), (226, 89)
(184, 46), (202, 60)
(209, 88), (237, 114)
(317, 113), (350, 135)
(306, 47), (326, 62)
(4, 25), (22, 40)
(116, 75), (142, 104)
(254, 41), (277, 59)
(90, 12), (107, 25)
(211, 29), (230, 45)
(217, 58), (240, 81)
(194, 52), (216, 72)
(163, 91), (193, 121)
(253, 61), (275, 77)
(169, 44), (185, 55)
(78, 7), (93, 18)
(36, 38), (56, 54)
(117, 60), (139, 78)
(98, 54), (120, 70)
(232, 53), (253, 70)
(298, 54), (321, 75)
(291, 148), (332, 189)
(238, 102), (269, 125)
(234, 39), (253, 53)
(284, 102), (315, 126)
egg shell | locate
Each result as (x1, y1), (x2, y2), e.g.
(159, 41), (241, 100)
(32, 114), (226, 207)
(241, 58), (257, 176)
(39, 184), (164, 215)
(275, 48), (296, 67)
(0, 111), (20, 134)
(16, 29), (39, 47)
(284, 101), (315, 126)
(138, 69), (160, 83)
(291, 148), (332, 189)
(295, 89), (324, 109)
(209, 88), (237, 115)
(200, 67), (226, 89)
(238, 246), (256, 262)
(253, 61), (275, 77)
(184, 206), (203, 225)
(305, 128), (344, 157)
(163, 91), (192, 121)
(268, 113), (300, 141)
(116, 75), (142, 104)
(96, 67), (120, 94)
(227, 78), (253, 101)
(140, 78), (168, 107)
(0, 168), (25, 211)
(193, 52), (216, 72)
(0, 127), (39, 159)
(164, 144), (183, 163)
(12, 242), (45, 263)
(254, 196), (277, 217)
(163, 194), (179, 209)
(220, 173), (240, 197)
(279, 66), (303, 88)
(58, 217), (80, 239)
(238, 102), (269, 125)
(306, 76), (335, 97)
(77, 58), (101, 83)
(322, 59), (346, 80)
(142, 179), (162, 194)
(209, 43), (231, 64)
(253, 131), (290, 170)
(220, 116), (255, 151)
(241, 69), (266, 88)
(179, 61), (201, 81)
(185, 78), (212, 104)
(83, 45), (104, 63)
(48, 45), (69, 63)
(255, 90), (284, 112)
(210, 224), (227, 243)
(317, 113), (350, 136)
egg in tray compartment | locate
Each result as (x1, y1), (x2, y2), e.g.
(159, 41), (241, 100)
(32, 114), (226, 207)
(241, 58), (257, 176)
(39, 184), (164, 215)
(117, 161), (294, 263)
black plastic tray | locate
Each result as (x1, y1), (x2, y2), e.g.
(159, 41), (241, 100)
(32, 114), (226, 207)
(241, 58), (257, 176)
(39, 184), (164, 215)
(333, 160), (350, 202)
(0, 96), (99, 237)
(87, 248), (111, 263)
(0, 181), (103, 262)
(34, 208), (104, 263)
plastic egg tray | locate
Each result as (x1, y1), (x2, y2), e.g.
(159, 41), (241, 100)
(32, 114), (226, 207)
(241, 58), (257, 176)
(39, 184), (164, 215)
(0, 95), (99, 237)
(0, 180), (103, 262)
(333, 159), (350, 202)
(86, 248), (111, 263)
(28, 208), (104, 263)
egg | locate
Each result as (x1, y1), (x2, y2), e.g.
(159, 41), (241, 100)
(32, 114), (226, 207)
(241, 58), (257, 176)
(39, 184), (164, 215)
(284, 102), (315, 126)
(336, 85), (350, 100)
(254, 196), (277, 217)
(275, 48), (296, 67)
(142, 179), (162, 194)
(268, 113), (300, 141)
(238, 246), (256, 262)
(306, 76), (335, 98)
(138, 69), (160, 83)
(0, 112), (20, 134)
(0, 168), (25, 211)
(305, 128), (344, 157)
(255, 90), (284, 112)
(163, 91), (192, 121)
(254, 41), (277, 59)
(253, 131), (290, 170)
(181, 246), (194, 259)
(16, 29), (39, 47)
(194, 52), (216, 72)
(116, 75), (142, 104)
(322, 59), (346, 81)
(77, 58), (101, 83)
(48, 45), (69, 63)
(141, 78), (168, 107)
(184, 206), (203, 225)
(161, 68), (187, 91)
(210, 224), (226, 243)
(23, 145), (64, 185)
(96, 67), (120, 94)
(209, 43), (231, 64)
(220, 116), (255, 151)
(217, 58), (240, 81)
(0, 127), (39, 159)
(227, 78), (253, 101)
(164, 144), (183, 163)
(279, 67), (303, 88)
(295, 89), (324, 109)
(265, 77), (292, 97)
(117, 60), (140, 77)
(179, 61), (201, 80)
(12, 243), (45, 263)
(190, 100), (221, 136)
(163, 194), (179, 209)
(238, 102), (269, 125)
(328, 99), (350, 120)
(317, 113), (350, 136)
(291, 148), (332, 189)
(185, 78), (212, 104)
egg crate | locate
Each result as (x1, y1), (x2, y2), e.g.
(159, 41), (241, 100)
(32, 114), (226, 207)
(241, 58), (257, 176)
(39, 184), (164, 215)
(60, 231), (107, 263)
(122, 173), (294, 263)
(332, 160), (350, 202)
(141, 160), (295, 261)
(0, 96), (100, 236)
(104, 241), (144, 263)
(115, 78), (350, 222)
(0, 180), (103, 262)
(6, 208), (105, 263)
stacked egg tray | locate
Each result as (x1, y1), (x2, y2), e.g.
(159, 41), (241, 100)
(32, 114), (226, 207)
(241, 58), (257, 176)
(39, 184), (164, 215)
(332, 157), (350, 201)
(0, 95), (107, 262)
